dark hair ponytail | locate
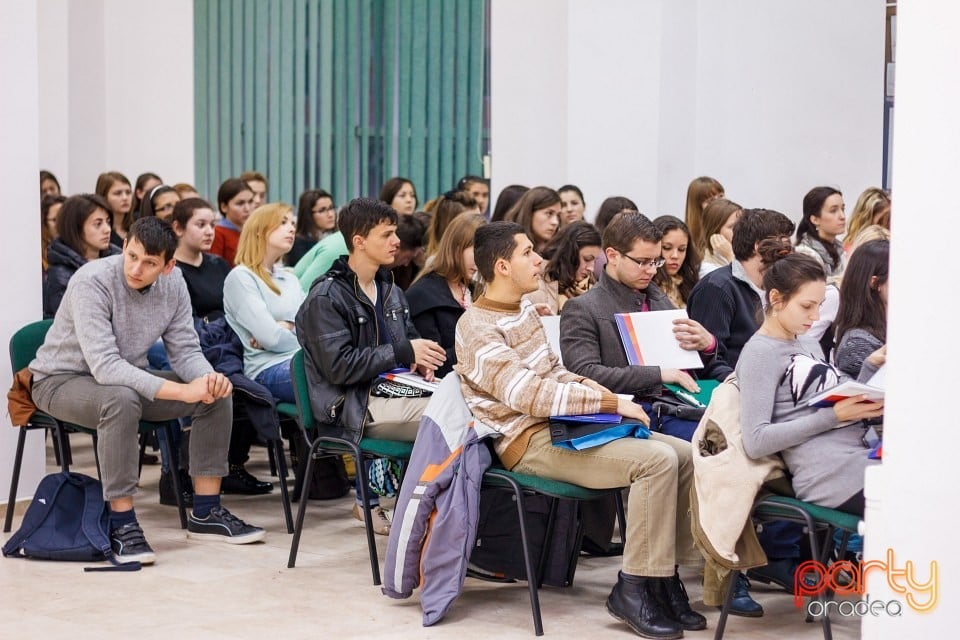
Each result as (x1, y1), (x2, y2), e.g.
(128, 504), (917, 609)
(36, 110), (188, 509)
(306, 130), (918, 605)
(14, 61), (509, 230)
(762, 252), (826, 310)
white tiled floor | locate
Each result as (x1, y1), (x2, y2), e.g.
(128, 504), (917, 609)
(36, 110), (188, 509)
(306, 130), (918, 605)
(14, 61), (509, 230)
(0, 438), (860, 639)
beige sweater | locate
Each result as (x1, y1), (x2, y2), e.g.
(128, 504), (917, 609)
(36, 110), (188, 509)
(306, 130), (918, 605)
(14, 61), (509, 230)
(454, 296), (619, 468)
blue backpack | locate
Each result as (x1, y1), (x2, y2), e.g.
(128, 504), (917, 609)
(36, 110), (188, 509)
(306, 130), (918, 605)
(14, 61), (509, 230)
(2, 471), (140, 571)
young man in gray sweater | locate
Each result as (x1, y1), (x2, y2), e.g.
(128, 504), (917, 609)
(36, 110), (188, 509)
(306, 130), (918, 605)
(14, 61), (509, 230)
(30, 216), (264, 564)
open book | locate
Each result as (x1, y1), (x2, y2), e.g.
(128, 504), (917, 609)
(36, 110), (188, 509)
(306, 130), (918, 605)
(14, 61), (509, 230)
(806, 380), (884, 408)
(615, 309), (703, 369)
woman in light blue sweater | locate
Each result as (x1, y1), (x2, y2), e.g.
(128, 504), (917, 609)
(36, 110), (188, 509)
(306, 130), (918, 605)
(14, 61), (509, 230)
(224, 203), (304, 403)
(737, 252), (884, 516)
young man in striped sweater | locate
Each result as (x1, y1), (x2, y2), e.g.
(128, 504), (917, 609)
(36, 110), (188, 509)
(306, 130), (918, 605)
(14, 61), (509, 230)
(455, 222), (705, 640)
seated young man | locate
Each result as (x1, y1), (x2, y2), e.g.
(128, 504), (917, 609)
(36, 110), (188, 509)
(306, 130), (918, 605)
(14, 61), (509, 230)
(455, 222), (705, 640)
(295, 197), (445, 535)
(561, 212), (718, 442)
(30, 216), (264, 565)
(686, 208), (795, 380)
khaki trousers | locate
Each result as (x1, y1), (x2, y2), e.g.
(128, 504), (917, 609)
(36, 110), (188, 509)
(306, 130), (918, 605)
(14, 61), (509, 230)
(365, 394), (431, 441)
(513, 427), (702, 577)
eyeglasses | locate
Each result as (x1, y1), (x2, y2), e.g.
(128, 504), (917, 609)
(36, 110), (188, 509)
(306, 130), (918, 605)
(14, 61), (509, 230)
(621, 253), (666, 270)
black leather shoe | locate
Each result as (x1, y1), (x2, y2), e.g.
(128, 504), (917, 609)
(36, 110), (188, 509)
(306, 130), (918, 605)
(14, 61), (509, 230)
(606, 572), (683, 639)
(159, 469), (194, 507)
(655, 570), (707, 631)
(221, 465), (274, 495)
(720, 572), (764, 617)
(581, 538), (625, 557)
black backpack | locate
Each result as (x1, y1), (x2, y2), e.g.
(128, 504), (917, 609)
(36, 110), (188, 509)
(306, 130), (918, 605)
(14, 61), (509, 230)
(2, 471), (140, 571)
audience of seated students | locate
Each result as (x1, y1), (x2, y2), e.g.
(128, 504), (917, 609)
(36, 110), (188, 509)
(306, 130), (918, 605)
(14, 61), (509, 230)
(561, 212), (716, 442)
(40, 194), (66, 277)
(455, 221), (706, 639)
(697, 198), (742, 277)
(223, 203), (303, 405)
(833, 238), (889, 379)
(96, 171), (134, 246)
(738, 252), (885, 517)
(240, 170), (269, 208)
(296, 197), (446, 535)
(558, 184), (586, 224)
(490, 184), (529, 222)
(457, 175), (490, 216)
(132, 172), (163, 215)
(687, 208), (795, 380)
(504, 186), (562, 253)
(139, 184), (181, 221)
(170, 197), (273, 498)
(524, 220), (601, 315)
(43, 194), (119, 318)
(592, 196), (640, 278)
(652, 215), (700, 309)
(379, 176), (418, 215)
(425, 190), (479, 258)
(40, 169), (61, 198)
(406, 213), (485, 378)
(286, 189), (337, 267)
(683, 175), (724, 255)
(173, 183), (202, 200)
(795, 186), (847, 278)
(845, 187), (891, 253)
(211, 177), (256, 267)
(31, 216), (265, 564)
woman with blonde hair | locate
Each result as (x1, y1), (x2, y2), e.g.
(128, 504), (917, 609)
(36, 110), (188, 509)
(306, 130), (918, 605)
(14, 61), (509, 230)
(845, 188), (891, 252)
(698, 198), (743, 276)
(406, 213), (485, 377)
(223, 203), (304, 403)
(684, 175), (724, 252)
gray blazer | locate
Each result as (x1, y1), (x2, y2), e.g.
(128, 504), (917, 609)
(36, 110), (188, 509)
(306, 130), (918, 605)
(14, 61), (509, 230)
(560, 272), (713, 398)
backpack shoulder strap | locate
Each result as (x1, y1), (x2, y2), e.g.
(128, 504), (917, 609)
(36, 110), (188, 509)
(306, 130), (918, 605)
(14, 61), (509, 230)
(1, 473), (68, 557)
(77, 475), (141, 572)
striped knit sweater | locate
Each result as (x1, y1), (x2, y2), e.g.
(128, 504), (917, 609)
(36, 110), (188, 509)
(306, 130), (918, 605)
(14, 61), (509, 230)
(454, 296), (619, 469)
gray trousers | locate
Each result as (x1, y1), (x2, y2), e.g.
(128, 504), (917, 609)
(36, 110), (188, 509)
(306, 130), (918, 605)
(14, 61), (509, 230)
(32, 372), (231, 500)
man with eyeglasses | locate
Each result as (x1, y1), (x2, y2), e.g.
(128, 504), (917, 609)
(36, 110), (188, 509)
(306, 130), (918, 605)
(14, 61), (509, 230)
(561, 211), (719, 442)
(562, 210), (766, 618)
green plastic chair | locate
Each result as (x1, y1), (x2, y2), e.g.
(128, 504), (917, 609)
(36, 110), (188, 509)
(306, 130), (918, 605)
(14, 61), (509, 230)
(5, 320), (189, 532)
(481, 466), (627, 636)
(714, 494), (862, 640)
(285, 350), (413, 584)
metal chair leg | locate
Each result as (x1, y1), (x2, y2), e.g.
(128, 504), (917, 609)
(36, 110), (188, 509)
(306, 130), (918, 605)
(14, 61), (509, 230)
(355, 453), (382, 585)
(159, 423), (187, 529)
(273, 439), (294, 533)
(287, 439), (319, 568)
(713, 569), (740, 640)
(4, 428), (28, 533)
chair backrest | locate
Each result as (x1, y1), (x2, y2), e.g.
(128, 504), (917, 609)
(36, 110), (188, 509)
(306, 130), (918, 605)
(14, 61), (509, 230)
(9, 319), (53, 374)
(289, 350), (315, 430)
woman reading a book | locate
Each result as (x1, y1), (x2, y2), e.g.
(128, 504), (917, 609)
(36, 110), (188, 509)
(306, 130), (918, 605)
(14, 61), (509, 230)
(736, 250), (884, 516)
(652, 215), (700, 308)
(833, 239), (888, 378)
(523, 220), (602, 315)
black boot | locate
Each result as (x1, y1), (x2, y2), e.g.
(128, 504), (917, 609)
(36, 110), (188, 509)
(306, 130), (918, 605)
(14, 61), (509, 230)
(606, 572), (683, 639)
(221, 464), (274, 495)
(654, 569), (707, 631)
(159, 468), (195, 507)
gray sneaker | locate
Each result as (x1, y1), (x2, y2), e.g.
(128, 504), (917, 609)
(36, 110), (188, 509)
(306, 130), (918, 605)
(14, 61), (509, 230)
(110, 522), (156, 564)
(187, 505), (265, 544)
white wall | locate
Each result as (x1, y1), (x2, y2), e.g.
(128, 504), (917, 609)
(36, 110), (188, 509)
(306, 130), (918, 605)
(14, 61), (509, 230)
(39, 0), (195, 194)
(1, 0), (47, 504)
(862, 1), (958, 636)
(491, 0), (885, 221)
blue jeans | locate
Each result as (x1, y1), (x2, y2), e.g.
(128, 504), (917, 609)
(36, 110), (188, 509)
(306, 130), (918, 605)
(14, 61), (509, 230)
(254, 359), (296, 404)
(639, 401), (699, 442)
